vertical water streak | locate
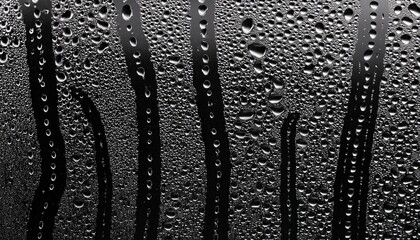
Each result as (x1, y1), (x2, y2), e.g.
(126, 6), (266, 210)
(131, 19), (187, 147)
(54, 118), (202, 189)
(280, 112), (299, 240)
(113, 1), (162, 239)
(331, 1), (389, 239)
(19, 0), (67, 239)
(190, 0), (232, 239)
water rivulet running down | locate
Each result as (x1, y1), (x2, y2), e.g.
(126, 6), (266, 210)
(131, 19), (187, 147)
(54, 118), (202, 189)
(2, 0), (420, 239)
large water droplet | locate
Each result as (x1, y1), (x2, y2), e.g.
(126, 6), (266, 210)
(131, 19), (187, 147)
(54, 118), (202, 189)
(241, 18), (254, 34)
(122, 5), (133, 21)
(408, 3), (420, 17)
(248, 42), (267, 59)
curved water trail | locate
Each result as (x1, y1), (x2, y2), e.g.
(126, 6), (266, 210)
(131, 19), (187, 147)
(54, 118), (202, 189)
(20, 0), (67, 239)
(113, 0), (162, 238)
(190, 0), (232, 239)
(70, 87), (113, 240)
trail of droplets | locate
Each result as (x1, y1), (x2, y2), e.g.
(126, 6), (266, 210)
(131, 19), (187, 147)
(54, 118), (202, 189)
(113, 0), (162, 239)
(19, 0), (68, 239)
(6, 0), (420, 239)
(331, 0), (389, 239)
(280, 112), (299, 240)
(70, 87), (113, 240)
(190, 0), (232, 239)
(366, 1), (420, 239)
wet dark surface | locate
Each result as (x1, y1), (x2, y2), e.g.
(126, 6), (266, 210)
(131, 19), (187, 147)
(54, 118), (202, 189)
(1, 0), (420, 239)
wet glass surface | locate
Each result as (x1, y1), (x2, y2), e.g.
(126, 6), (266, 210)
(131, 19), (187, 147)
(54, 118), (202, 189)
(1, 0), (420, 239)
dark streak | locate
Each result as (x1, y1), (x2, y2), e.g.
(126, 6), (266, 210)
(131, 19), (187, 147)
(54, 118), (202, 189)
(280, 112), (299, 240)
(70, 87), (113, 240)
(331, 1), (389, 239)
(20, 1), (67, 239)
(190, 1), (232, 239)
(113, 0), (162, 239)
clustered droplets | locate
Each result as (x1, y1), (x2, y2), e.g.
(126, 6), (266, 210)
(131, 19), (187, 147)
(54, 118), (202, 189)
(0, 1), (41, 239)
(131, 0), (207, 239)
(367, 1), (420, 239)
(215, 0), (360, 238)
(48, 0), (138, 238)
(4, 0), (420, 238)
